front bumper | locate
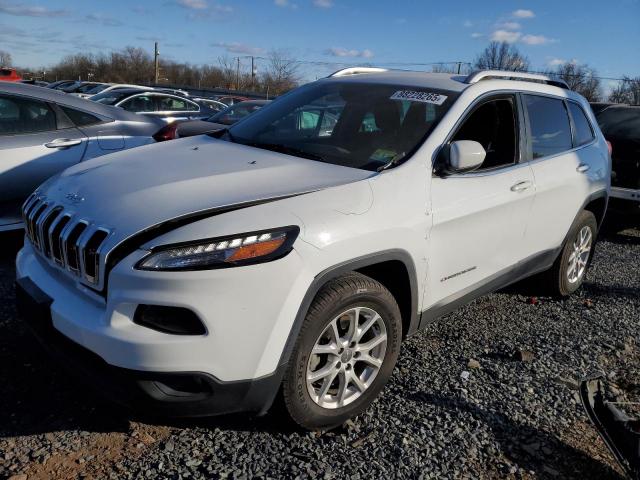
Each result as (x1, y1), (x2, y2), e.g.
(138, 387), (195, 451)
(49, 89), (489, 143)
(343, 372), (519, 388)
(16, 276), (282, 417)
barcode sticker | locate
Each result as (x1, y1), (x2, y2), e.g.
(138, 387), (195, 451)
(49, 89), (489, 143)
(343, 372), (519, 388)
(390, 90), (448, 105)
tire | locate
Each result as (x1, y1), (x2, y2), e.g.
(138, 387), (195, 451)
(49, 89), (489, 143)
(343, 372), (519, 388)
(282, 272), (402, 430)
(545, 210), (598, 297)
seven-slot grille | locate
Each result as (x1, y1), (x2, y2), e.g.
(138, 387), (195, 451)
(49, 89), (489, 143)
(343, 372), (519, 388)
(22, 194), (111, 287)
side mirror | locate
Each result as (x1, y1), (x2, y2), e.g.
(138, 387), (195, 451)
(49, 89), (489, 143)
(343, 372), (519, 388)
(448, 140), (486, 172)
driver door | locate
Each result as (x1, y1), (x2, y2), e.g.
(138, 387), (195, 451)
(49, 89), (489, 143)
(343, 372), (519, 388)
(426, 94), (536, 307)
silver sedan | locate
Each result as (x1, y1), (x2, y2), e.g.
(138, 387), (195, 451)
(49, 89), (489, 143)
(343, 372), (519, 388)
(0, 82), (171, 231)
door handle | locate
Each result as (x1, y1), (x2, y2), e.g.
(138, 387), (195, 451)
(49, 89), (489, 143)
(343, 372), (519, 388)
(576, 163), (590, 173)
(510, 180), (533, 192)
(44, 138), (82, 149)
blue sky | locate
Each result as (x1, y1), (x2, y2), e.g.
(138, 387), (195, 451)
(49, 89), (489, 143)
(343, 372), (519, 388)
(1, 0), (639, 86)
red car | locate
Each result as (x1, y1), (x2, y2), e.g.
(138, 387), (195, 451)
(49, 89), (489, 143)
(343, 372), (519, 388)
(0, 68), (22, 82)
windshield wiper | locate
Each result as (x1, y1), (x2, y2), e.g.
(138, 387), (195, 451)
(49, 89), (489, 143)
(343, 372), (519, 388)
(246, 142), (325, 162)
(376, 152), (406, 172)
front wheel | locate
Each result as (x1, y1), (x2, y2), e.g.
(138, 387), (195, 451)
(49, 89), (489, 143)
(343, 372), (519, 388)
(282, 273), (402, 430)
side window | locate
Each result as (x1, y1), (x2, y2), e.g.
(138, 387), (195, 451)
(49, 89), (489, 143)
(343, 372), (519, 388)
(0, 94), (56, 135)
(61, 107), (102, 127)
(568, 102), (595, 147)
(451, 96), (518, 170)
(157, 96), (199, 112)
(524, 95), (573, 159)
(121, 95), (155, 113)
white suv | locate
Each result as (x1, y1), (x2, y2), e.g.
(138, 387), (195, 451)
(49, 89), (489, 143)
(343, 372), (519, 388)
(16, 69), (610, 430)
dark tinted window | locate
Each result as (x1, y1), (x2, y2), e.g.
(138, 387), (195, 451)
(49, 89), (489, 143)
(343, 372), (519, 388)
(121, 95), (155, 113)
(452, 97), (517, 170)
(524, 95), (572, 159)
(0, 94), (56, 135)
(568, 102), (594, 146)
(157, 96), (198, 112)
(61, 107), (102, 126)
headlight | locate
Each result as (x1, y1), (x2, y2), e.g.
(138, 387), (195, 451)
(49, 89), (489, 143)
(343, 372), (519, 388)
(136, 226), (299, 271)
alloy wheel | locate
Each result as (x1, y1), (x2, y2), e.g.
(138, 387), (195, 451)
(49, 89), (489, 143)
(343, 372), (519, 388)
(306, 307), (387, 409)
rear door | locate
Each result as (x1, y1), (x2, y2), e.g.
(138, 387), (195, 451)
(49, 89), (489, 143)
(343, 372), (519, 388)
(0, 93), (87, 207)
(521, 94), (595, 255)
(428, 93), (536, 306)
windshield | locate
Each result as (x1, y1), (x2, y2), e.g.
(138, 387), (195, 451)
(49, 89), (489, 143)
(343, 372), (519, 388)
(90, 91), (133, 105)
(209, 102), (266, 125)
(227, 81), (458, 171)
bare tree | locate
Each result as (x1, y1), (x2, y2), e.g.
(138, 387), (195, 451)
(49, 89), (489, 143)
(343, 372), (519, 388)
(547, 62), (602, 102)
(473, 41), (529, 72)
(263, 49), (299, 95)
(608, 76), (640, 105)
(0, 50), (12, 67)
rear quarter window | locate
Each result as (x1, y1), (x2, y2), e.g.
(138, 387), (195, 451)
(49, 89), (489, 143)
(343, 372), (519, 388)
(61, 107), (102, 127)
(568, 102), (595, 147)
(524, 95), (573, 159)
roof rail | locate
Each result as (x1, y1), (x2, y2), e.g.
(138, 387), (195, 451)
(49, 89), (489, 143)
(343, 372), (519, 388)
(465, 70), (569, 89)
(329, 67), (388, 78)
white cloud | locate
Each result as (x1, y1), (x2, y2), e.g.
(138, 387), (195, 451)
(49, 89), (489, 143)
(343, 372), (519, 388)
(547, 57), (565, 67)
(521, 34), (554, 45)
(212, 42), (265, 55)
(313, 0), (333, 8)
(512, 9), (535, 18)
(177, 0), (207, 9)
(274, 0), (297, 7)
(496, 21), (521, 30)
(325, 47), (374, 58)
(463, 20), (472, 28)
(471, 32), (484, 38)
(0, 1), (67, 17)
(490, 30), (521, 43)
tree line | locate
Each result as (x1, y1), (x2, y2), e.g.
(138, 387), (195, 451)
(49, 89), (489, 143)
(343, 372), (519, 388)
(2, 42), (639, 103)
(5, 47), (299, 96)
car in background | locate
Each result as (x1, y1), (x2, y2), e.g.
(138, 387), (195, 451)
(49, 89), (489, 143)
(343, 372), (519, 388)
(19, 79), (49, 87)
(214, 94), (248, 106)
(74, 83), (147, 99)
(89, 88), (216, 122)
(62, 82), (106, 96)
(592, 103), (640, 213)
(0, 82), (175, 231)
(192, 97), (227, 113)
(47, 80), (79, 91)
(176, 99), (271, 138)
(1, 68), (22, 82)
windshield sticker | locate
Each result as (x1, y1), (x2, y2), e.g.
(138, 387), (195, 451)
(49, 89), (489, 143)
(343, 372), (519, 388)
(390, 90), (448, 105)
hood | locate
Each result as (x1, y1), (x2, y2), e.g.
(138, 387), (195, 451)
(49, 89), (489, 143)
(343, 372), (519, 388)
(37, 135), (373, 243)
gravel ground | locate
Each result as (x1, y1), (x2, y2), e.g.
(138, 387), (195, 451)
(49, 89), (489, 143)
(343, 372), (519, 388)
(0, 222), (638, 480)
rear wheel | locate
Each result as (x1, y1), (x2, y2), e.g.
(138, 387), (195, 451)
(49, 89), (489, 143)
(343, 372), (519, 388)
(282, 273), (402, 430)
(546, 210), (598, 296)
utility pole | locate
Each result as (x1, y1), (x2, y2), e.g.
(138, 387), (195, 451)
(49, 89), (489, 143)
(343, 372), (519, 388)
(456, 62), (462, 74)
(235, 57), (240, 91)
(250, 56), (255, 92)
(154, 42), (160, 84)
